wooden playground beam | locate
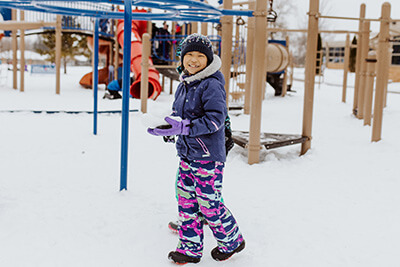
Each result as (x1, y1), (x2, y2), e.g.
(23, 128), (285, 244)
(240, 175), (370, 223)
(12, 9), (17, 90)
(152, 64), (178, 69)
(247, 0), (267, 164)
(356, 20), (371, 119)
(6, 9), (59, 93)
(141, 33), (150, 113)
(201, 22), (208, 36)
(301, 0), (319, 155)
(281, 35), (290, 97)
(353, 4), (366, 116)
(20, 11), (25, 93)
(342, 33), (350, 103)
(318, 15), (380, 22)
(221, 0), (233, 107)
(266, 28), (359, 34)
(363, 52), (377, 126)
(55, 15), (61, 95)
(0, 21), (56, 31)
(232, 0), (255, 6)
(243, 0), (255, 115)
(372, 3), (391, 142)
(113, 19), (119, 80)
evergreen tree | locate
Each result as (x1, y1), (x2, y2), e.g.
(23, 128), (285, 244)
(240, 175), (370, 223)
(36, 31), (89, 74)
(349, 36), (357, 73)
(36, 16), (90, 74)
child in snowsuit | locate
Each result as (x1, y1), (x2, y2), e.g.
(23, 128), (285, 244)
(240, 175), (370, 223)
(103, 77), (135, 100)
(147, 33), (245, 264)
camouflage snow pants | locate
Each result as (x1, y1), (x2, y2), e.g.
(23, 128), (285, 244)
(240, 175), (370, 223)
(176, 159), (244, 258)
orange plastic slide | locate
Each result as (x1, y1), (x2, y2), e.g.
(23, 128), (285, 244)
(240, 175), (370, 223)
(79, 67), (110, 89)
(79, 37), (113, 89)
(116, 12), (161, 100)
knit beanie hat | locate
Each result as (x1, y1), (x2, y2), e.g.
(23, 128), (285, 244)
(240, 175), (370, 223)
(179, 33), (214, 66)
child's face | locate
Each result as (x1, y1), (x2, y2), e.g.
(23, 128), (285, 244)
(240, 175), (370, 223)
(183, 51), (208, 75)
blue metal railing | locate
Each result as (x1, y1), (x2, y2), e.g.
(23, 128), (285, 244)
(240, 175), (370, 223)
(0, 0), (255, 192)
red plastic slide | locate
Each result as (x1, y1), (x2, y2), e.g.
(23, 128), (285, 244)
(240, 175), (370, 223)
(116, 11), (162, 100)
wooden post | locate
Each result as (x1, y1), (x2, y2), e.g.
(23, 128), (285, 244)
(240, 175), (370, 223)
(301, 0), (319, 156)
(221, 0), (233, 107)
(171, 21), (177, 68)
(316, 48), (323, 87)
(170, 77), (174, 94)
(248, 0), (267, 164)
(363, 52), (377, 126)
(244, 0), (255, 114)
(20, 11), (25, 92)
(182, 23), (186, 35)
(372, 3), (391, 142)
(12, 9), (17, 90)
(281, 35), (290, 97)
(342, 33), (350, 102)
(201, 22), (208, 36)
(167, 22), (174, 64)
(172, 21), (176, 36)
(147, 19), (152, 36)
(170, 21), (176, 96)
(383, 42), (392, 107)
(261, 32), (268, 101)
(289, 51), (294, 88)
(192, 22), (198, 33)
(353, 4), (366, 115)
(114, 19), (119, 80)
(55, 15), (62, 95)
(141, 33), (150, 113)
(356, 20), (370, 119)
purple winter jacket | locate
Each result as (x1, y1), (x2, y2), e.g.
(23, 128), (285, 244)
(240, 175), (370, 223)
(172, 55), (227, 162)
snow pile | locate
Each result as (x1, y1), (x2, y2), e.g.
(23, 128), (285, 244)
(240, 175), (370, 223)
(0, 66), (399, 267)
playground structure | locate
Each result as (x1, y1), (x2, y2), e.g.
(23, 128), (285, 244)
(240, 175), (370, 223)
(116, 14), (162, 100)
(81, 9), (163, 100)
(78, 36), (116, 89)
(0, 0), (397, 190)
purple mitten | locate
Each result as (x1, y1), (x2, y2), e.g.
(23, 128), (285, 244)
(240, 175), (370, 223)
(147, 127), (158, 135)
(152, 116), (191, 136)
(147, 124), (171, 136)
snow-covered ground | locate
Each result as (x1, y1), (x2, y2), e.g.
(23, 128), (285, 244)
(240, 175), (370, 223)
(1, 66), (399, 267)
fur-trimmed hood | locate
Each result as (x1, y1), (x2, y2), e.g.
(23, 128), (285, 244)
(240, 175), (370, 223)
(172, 53), (227, 162)
(179, 54), (222, 84)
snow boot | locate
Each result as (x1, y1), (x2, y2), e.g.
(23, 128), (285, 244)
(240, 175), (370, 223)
(103, 90), (122, 100)
(211, 240), (245, 261)
(168, 251), (201, 265)
(168, 221), (179, 234)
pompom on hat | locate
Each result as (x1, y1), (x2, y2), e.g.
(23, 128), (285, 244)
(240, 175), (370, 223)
(177, 33), (214, 65)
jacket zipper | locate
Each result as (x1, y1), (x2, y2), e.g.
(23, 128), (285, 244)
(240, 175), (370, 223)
(181, 82), (190, 156)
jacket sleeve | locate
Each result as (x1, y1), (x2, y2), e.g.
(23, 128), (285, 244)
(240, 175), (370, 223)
(171, 83), (183, 117)
(189, 80), (227, 137)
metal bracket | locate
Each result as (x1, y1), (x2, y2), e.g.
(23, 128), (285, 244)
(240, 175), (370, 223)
(307, 11), (320, 18)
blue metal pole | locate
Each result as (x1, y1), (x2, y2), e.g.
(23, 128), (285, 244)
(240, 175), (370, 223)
(120, 0), (132, 191)
(93, 18), (99, 135)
